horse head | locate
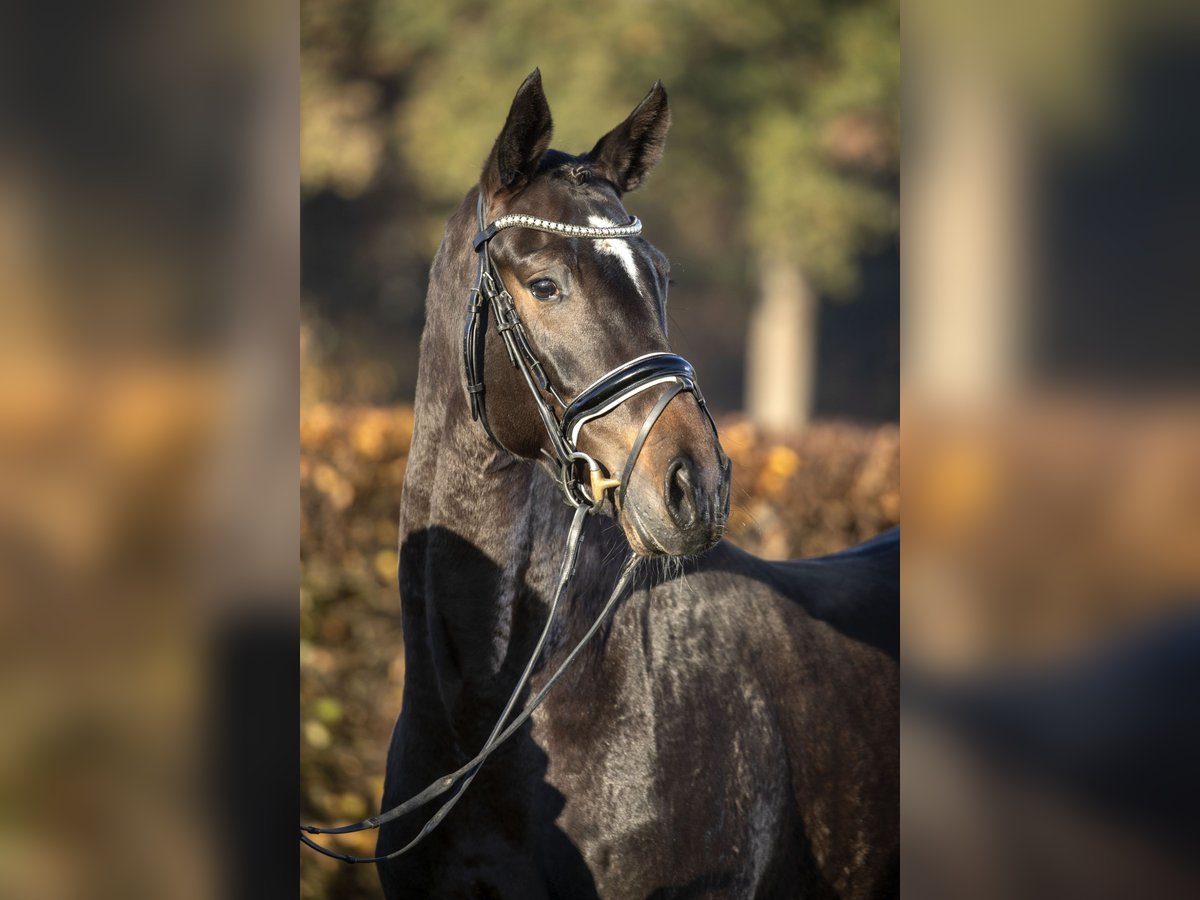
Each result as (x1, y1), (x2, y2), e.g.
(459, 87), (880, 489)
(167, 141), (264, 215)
(468, 70), (730, 557)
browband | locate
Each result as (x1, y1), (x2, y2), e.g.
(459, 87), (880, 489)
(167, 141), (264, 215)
(464, 192), (716, 508)
(473, 212), (642, 251)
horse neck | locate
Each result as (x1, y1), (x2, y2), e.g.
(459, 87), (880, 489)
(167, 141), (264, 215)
(396, 192), (621, 747)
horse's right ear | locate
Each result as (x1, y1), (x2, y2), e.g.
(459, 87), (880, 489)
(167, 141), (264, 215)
(481, 69), (554, 198)
(587, 81), (670, 194)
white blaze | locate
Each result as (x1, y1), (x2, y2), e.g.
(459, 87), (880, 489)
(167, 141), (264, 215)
(588, 215), (645, 296)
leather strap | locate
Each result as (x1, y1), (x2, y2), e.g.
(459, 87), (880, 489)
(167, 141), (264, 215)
(619, 382), (687, 507)
(561, 353), (696, 444)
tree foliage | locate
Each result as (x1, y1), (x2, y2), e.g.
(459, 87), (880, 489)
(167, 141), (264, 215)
(302, 0), (898, 292)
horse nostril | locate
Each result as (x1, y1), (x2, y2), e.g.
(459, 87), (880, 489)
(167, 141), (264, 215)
(665, 458), (699, 529)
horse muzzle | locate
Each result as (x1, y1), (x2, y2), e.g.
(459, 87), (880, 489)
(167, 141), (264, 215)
(617, 401), (731, 557)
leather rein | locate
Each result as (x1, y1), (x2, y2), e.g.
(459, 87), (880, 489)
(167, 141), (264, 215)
(300, 191), (716, 864)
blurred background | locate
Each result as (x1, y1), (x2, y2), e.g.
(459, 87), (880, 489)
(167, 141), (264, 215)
(0, 1), (299, 897)
(903, 1), (1200, 896)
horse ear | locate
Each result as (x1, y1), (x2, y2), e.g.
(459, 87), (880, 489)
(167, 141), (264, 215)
(588, 81), (671, 194)
(481, 69), (554, 198)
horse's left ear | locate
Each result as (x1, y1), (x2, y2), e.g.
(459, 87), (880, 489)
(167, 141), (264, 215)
(588, 81), (671, 194)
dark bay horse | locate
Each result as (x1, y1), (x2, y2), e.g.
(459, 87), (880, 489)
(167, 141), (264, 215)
(375, 71), (898, 898)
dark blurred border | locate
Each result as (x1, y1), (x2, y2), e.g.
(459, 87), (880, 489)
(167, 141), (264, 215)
(904, 2), (1200, 895)
(0, 1), (299, 897)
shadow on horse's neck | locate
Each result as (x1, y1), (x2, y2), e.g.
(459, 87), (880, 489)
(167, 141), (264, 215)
(395, 191), (626, 744)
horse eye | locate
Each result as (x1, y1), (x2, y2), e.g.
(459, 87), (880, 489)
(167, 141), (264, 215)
(528, 278), (560, 301)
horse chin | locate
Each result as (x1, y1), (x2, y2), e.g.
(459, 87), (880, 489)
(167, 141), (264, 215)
(615, 451), (731, 558)
(619, 501), (724, 559)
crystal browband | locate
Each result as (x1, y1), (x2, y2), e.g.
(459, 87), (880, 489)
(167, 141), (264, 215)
(473, 213), (642, 251)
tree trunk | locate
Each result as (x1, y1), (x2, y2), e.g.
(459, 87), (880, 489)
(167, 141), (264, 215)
(745, 255), (818, 430)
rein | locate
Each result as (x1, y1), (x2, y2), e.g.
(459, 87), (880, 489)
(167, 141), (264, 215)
(300, 190), (717, 864)
(302, 510), (640, 864)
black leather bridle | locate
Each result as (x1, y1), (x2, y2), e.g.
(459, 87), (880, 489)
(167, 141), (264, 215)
(301, 192), (718, 865)
(463, 193), (717, 508)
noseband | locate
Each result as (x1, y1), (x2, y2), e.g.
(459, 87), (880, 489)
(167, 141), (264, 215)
(301, 190), (721, 866)
(463, 193), (716, 507)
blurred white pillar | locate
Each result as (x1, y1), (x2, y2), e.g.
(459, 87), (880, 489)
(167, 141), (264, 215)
(907, 67), (1027, 411)
(746, 256), (817, 430)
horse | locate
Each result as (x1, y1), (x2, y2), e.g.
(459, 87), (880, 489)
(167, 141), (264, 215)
(371, 70), (898, 898)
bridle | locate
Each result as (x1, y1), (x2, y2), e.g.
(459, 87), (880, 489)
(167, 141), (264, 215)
(463, 193), (717, 508)
(300, 190), (718, 865)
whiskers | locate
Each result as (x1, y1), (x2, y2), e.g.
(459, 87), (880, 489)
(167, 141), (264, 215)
(627, 551), (703, 602)
(656, 555), (682, 585)
(731, 484), (763, 533)
(596, 517), (628, 568)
